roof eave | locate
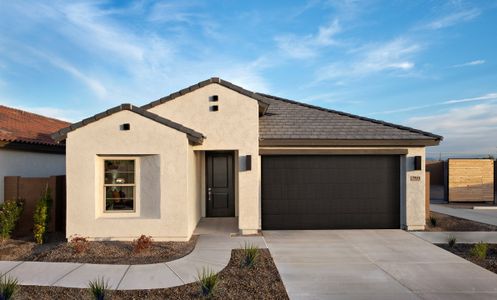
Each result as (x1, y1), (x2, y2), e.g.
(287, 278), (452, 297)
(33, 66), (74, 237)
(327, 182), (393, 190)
(259, 138), (442, 147)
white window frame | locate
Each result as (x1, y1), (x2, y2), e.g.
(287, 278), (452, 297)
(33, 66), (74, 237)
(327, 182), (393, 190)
(99, 156), (140, 218)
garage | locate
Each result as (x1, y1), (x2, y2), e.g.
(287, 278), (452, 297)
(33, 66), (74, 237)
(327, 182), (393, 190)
(262, 155), (400, 230)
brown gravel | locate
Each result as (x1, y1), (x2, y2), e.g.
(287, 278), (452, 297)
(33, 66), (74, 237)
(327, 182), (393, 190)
(0, 235), (197, 264)
(424, 211), (497, 231)
(16, 248), (288, 300)
(438, 243), (497, 274)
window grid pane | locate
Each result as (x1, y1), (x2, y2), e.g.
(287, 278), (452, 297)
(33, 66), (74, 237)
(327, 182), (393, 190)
(104, 159), (135, 212)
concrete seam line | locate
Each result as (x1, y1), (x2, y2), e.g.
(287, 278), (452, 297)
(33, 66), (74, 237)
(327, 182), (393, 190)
(115, 265), (131, 290)
(50, 263), (85, 286)
(164, 262), (185, 284)
(4, 261), (24, 275)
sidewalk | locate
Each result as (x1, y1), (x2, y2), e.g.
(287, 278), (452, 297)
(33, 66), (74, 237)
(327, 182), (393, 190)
(0, 234), (266, 290)
(412, 231), (497, 244)
(431, 204), (497, 227)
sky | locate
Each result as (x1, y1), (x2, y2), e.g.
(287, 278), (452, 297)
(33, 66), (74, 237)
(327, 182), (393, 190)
(1, 0), (497, 157)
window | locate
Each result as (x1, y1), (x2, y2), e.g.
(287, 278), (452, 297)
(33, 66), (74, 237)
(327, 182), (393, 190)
(104, 159), (136, 212)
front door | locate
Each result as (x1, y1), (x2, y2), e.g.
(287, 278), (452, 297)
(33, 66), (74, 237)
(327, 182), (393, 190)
(206, 152), (235, 217)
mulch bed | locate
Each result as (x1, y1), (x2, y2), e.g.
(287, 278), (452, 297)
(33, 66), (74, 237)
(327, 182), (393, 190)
(438, 243), (497, 274)
(424, 211), (497, 231)
(15, 249), (289, 300)
(0, 234), (198, 264)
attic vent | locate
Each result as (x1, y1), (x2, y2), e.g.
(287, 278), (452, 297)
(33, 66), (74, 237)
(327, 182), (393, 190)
(210, 105), (219, 112)
(210, 95), (219, 102)
(120, 123), (130, 131)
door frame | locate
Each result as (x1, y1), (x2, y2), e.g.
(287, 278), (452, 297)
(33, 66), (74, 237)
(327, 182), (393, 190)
(205, 151), (236, 218)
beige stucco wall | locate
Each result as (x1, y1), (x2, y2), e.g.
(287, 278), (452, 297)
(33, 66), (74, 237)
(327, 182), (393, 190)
(66, 110), (193, 241)
(148, 84), (260, 234)
(259, 146), (427, 230)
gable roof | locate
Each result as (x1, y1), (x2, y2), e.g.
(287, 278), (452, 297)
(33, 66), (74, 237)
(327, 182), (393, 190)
(52, 104), (205, 145)
(258, 93), (442, 146)
(141, 77), (270, 115)
(0, 105), (69, 147)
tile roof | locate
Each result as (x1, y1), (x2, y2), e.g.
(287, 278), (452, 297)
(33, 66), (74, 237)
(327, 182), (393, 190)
(0, 105), (69, 147)
(257, 93), (442, 142)
(52, 104), (205, 145)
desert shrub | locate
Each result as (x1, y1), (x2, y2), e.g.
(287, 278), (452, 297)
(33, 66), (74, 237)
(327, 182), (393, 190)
(241, 242), (259, 268)
(197, 268), (219, 298)
(0, 273), (18, 300)
(33, 187), (52, 244)
(471, 242), (488, 260)
(69, 235), (89, 254)
(429, 216), (437, 227)
(88, 277), (109, 300)
(0, 199), (23, 240)
(133, 235), (153, 253)
(447, 235), (457, 248)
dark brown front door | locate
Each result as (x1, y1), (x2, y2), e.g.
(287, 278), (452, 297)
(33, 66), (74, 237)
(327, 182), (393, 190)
(206, 152), (235, 217)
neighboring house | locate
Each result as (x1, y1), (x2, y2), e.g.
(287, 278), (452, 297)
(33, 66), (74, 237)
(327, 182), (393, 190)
(0, 105), (68, 202)
(52, 78), (442, 241)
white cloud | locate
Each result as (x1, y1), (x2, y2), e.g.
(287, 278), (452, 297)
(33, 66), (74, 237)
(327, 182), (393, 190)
(372, 92), (497, 115)
(421, 8), (480, 30)
(452, 60), (485, 68)
(406, 103), (497, 154)
(317, 38), (419, 81)
(275, 19), (341, 59)
(5, 104), (82, 122)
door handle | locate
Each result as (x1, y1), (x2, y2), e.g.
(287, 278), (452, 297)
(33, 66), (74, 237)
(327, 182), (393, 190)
(208, 188), (212, 202)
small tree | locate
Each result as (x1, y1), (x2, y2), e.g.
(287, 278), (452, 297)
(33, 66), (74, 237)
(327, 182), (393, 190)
(0, 199), (23, 240)
(33, 187), (52, 244)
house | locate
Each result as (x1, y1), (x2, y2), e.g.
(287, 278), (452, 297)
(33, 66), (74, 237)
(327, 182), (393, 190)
(0, 105), (68, 202)
(52, 78), (442, 241)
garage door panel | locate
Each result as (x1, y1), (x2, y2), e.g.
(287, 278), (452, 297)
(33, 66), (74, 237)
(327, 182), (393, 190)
(262, 155), (400, 230)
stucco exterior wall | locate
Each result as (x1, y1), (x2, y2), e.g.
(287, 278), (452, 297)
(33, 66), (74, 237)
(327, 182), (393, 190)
(0, 149), (65, 203)
(66, 110), (193, 241)
(148, 84), (260, 234)
(404, 147), (426, 230)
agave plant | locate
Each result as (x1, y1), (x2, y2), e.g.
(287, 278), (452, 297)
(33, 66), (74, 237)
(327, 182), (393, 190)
(88, 277), (109, 300)
(0, 274), (18, 300)
(197, 268), (219, 298)
(241, 242), (259, 268)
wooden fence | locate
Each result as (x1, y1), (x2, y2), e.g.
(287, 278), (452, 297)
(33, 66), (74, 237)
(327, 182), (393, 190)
(448, 159), (494, 203)
(4, 175), (66, 237)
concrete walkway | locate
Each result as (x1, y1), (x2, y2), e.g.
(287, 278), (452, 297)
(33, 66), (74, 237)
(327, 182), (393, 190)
(0, 219), (265, 290)
(412, 231), (497, 244)
(265, 230), (497, 300)
(432, 204), (497, 227)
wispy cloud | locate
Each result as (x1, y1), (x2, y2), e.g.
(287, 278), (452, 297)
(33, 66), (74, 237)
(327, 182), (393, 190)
(372, 92), (497, 115)
(421, 8), (481, 30)
(275, 19), (341, 59)
(407, 103), (497, 154)
(317, 38), (419, 81)
(452, 60), (485, 68)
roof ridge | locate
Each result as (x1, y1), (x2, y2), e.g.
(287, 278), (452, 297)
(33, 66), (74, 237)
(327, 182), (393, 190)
(0, 104), (70, 126)
(256, 92), (442, 140)
(141, 77), (270, 114)
(52, 103), (205, 144)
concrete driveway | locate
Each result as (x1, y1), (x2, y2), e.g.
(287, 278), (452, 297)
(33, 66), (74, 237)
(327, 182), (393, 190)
(264, 230), (497, 300)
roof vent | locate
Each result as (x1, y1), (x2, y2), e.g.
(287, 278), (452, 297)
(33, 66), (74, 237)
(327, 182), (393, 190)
(120, 123), (130, 131)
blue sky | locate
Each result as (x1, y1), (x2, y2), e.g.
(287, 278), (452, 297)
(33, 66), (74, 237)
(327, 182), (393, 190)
(1, 1), (497, 156)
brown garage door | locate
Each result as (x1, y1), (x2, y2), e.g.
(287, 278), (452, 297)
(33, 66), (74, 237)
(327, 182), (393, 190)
(262, 155), (400, 230)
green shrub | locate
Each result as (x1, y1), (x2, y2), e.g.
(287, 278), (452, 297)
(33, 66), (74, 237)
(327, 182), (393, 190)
(88, 277), (109, 300)
(0, 273), (18, 300)
(33, 187), (52, 244)
(197, 268), (219, 298)
(429, 216), (437, 227)
(447, 235), (457, 248)
(470, 242), (488, 260)
(241, 242), (259, 268)
(0, 199), (23, 240)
